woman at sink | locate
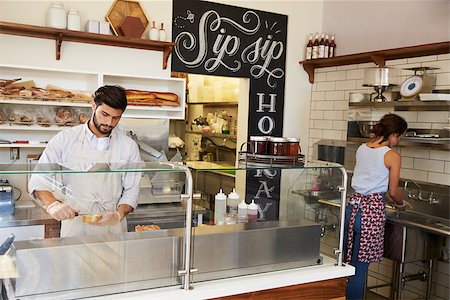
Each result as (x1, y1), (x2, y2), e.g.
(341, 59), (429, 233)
(344, 113), (411, 300)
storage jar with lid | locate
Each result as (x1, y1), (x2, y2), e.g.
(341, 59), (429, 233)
(249, 136), (268, 155)
(286, 137), (300, 157)
(268, 137), (288, 156)
(67, 9), (81, 31)
(46, 2), (67, 29)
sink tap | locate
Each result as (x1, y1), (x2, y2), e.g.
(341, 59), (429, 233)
(404, 180), (422, 200)
(428, 192), (439, 205)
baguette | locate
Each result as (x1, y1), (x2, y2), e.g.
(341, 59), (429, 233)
(153, 92), (178, 102)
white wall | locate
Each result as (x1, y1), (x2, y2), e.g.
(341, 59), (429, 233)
(0, 0), (323, 159)
(322, 0), (450, 55)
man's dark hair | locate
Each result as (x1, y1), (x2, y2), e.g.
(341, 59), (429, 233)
(93, 85), (127, 111)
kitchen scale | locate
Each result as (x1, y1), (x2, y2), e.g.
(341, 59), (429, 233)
(399, 67), (437, 99)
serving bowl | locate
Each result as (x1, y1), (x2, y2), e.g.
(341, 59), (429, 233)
(358, 121), (377, 138)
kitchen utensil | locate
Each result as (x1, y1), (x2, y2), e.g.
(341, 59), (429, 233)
(106, 0), (149, 37)
(358, 121), (377, 138)
(349, 92), (370, 103)
(0, 233), (15, 255)
(400, 67), (437, 99)
(363, 67), (397, 102)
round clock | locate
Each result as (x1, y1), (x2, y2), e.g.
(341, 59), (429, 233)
(400, 75), (424, 98)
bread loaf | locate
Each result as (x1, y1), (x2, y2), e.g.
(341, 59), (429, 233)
(82, 215), (102, 223)
(135, 224), (161, 231)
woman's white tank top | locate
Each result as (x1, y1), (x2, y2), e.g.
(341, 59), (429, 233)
(351, 143), (391, 195)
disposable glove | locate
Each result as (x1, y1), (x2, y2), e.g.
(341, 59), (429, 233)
(46, 201), (77, 221)
(94, 211), (121, 226)
(393, 199), (413, 210)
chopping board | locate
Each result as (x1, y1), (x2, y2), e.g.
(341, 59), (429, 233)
(106, 0), (149, 37)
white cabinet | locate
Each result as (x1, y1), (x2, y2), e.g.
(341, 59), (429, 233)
(0, 64), (186, 147)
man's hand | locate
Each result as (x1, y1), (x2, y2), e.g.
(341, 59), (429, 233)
(94, 212), (121, 226)
(46, 201), (77, 221)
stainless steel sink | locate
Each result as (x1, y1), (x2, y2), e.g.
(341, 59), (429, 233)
(386, 209), (450, 237)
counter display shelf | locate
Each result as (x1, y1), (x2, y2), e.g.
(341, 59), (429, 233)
(0, 64), (186, 120)
(0, 160), (351, 299)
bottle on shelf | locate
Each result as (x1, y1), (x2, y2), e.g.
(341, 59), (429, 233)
(312, 33), (319, 59)
(324, 34), (330, 58)
(318, 33), (325, 59)
(158, 23), (167, 42)
(247, 200), (258, 223)
(305, 34), (313, 60)
(237, 200), (248, 223)
(46, 1), (66, 29)
(214, 189), (227, 225)
(149, 21), (158, 40)
(329, 34), (336, 58)
(67, 9), (81, 31)
(222, 119), (230, 134)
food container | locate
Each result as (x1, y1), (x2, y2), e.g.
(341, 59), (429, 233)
(286, 137), (300, 157)
(249, 136), (269, 155)
(268, 137), (288, 156)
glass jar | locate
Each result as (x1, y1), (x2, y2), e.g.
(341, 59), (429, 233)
(268, 137), (288, 156)
(286, 137), (300, 157)
(46, 2), (66, 29)
(249, 136), (268, 155)
(67, 9), (81, 31)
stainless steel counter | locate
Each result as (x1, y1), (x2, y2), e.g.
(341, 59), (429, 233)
(0, 207), (58, 228)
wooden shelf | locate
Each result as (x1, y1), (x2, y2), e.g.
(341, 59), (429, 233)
(0, 21), (176, 69)
(299, 42), (450, 83)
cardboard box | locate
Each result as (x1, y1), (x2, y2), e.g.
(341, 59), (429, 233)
(85, 20), (99, 33)
(99, 21), (112, 35)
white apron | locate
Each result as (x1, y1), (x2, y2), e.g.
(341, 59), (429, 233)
(60, 128), (127, 237)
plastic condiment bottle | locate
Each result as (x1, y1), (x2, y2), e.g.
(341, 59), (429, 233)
(237, 200), (248, 223)
(227, 188), (240, 215)
(214, 189), (227, 225)
(247, 200), (258, 223)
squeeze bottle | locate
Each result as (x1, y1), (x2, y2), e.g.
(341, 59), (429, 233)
(237, 200), (248, 223)
(227, 188), (240, 215)
(214, 189), (227, 225)
(247, 200), (258, 223)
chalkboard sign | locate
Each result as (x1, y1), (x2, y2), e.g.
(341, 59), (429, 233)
(172, 0), (287, 220)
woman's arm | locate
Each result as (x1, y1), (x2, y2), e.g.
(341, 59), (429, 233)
(384, 150), (404, 206)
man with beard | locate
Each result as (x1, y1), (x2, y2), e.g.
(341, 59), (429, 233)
(29, 85), (141, 237)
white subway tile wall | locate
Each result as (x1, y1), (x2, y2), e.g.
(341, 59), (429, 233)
(307, 55), (450, 299)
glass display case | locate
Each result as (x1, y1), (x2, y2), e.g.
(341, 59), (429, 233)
(0, 160), (347, 299)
